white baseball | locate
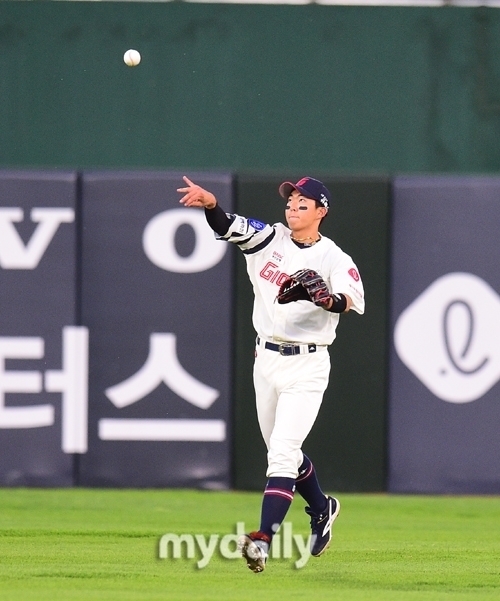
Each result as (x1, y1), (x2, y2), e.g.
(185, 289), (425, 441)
(123, 49), (141, 67)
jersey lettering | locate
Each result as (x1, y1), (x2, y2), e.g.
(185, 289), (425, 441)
(260, 261), (278, 280)
(259, 262), (289, 287)
(270, 270), (280, 284)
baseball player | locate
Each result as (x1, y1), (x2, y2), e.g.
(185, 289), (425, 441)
(178, 175), (365, 573)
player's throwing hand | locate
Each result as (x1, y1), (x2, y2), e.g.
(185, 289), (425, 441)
(177, 176), (217, 209)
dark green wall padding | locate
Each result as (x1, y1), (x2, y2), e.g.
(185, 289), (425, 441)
(2, 3), (500, 173)
(233, 176), (391, 492)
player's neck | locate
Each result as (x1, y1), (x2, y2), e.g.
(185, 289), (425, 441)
(290, 226), (321, 245)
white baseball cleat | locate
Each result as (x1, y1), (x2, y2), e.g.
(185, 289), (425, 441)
(237, 532), (270, 573)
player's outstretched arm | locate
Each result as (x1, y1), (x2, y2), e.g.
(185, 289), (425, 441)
(177, 176), (217, 209)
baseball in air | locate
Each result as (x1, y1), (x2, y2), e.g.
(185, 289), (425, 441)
(123, 49), (141, 67)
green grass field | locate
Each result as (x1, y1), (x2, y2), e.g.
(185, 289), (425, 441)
(0, 488), (499, 601)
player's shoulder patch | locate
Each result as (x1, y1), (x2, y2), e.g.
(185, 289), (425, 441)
(248, 218), (266, 231)
(348, 267), (360, 282)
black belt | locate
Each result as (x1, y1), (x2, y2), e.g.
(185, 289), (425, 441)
(256, 336), (318, 356)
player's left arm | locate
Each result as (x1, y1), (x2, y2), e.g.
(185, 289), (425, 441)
(324, 293), (353, 313)
(277, 269), (355, 312)
(326, 258), (365, 315)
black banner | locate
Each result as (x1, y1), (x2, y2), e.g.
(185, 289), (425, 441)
(389, 176), (500, 493)
(78, 171), (233, 488)
(0, 170), (82, 486)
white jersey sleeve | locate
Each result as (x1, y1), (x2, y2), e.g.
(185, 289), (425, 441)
(328, 251), (365, 315)
(217, 214), (276, 255)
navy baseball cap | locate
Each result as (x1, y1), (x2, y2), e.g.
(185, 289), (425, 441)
(279, 177), (331, 210)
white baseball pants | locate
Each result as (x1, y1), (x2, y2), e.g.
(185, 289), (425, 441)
(253, 345), (331, 479)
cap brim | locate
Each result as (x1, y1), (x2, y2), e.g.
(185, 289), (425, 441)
(279, 181), (306, 199)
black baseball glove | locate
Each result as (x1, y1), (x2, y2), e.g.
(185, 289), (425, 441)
(276, 269), (331, 308)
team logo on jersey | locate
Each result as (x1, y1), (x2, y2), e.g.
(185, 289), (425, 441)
(248, 219), (266, 231)
(348, 268), (360, 282)
(272, 251), (283, 263)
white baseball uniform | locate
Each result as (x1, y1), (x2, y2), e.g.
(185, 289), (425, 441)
(219, 215), (365, 478)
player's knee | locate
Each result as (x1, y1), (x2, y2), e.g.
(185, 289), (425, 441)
(267, 447), (302, 479)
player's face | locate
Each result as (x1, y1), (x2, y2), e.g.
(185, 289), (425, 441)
(285, 190), (326, 232)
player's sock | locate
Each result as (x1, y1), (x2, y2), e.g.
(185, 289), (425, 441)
(295, 454), (328, 515)
(258, 477), (295, 540)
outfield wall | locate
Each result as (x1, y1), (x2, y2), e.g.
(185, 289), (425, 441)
(2, 169), (499, 493)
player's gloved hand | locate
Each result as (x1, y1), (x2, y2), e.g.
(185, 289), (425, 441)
(276, 269), (331, 307)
